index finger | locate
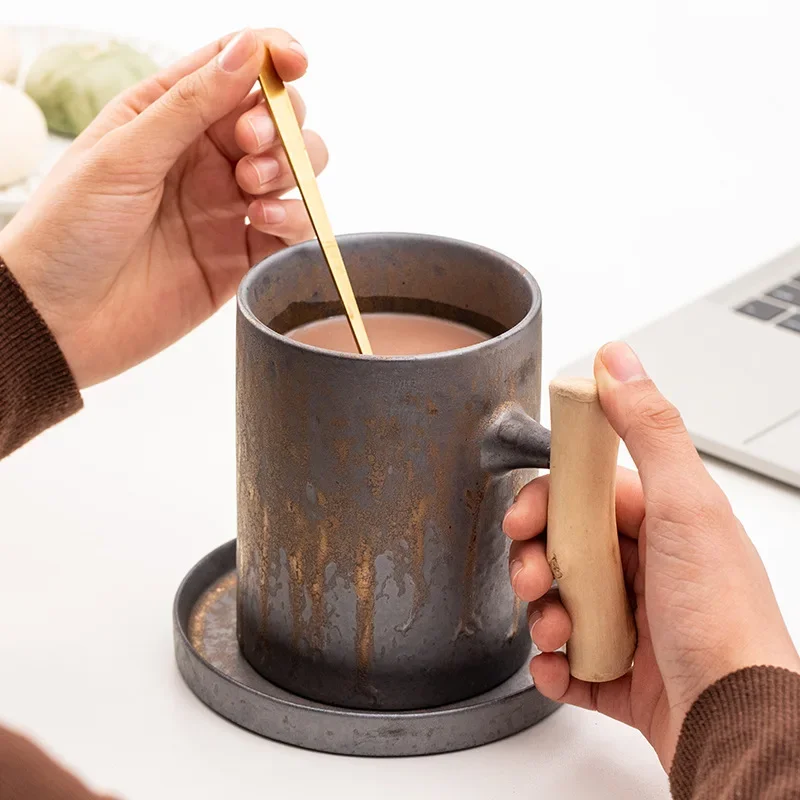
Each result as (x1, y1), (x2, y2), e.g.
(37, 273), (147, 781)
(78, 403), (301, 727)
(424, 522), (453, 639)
(156, 28), (306, 87)
(114, 28), (306, 117)
(503, 466), (645, 541)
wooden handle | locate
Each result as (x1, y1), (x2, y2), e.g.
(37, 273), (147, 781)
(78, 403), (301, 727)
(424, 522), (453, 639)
(547, 377), (636, 682)
(258, 49), (373, 355)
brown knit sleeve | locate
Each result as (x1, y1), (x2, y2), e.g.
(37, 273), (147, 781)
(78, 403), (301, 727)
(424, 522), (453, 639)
(0, 255), (82, 458)
(670, 666), (800, 799)
(0, 726), (116, 799)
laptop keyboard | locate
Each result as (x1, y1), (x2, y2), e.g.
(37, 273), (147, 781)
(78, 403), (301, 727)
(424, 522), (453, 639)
(736, 274), (800, 334)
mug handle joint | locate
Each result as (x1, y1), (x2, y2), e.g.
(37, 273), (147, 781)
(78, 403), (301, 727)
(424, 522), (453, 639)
(481, 405), (551, 474)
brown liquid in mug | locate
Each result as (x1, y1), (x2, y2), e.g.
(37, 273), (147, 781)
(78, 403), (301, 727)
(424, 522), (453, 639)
(287, 312), (490, 355)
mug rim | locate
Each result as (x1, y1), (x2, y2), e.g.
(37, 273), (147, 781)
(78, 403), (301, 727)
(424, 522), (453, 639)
(237, 231), (542, 363)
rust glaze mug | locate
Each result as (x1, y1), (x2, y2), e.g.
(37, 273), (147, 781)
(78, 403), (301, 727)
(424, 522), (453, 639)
(236, 233), (551, 710)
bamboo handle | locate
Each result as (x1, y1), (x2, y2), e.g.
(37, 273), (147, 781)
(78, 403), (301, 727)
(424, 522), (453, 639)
(547, 377), (636, 682)
(258, 49), (373, 355)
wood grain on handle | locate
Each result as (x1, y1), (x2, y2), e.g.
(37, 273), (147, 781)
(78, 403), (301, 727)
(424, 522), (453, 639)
(258, 49), (373, 355)
(547, 377), (636, 682)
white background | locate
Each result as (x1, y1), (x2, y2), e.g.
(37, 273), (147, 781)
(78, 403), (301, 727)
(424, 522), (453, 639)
(2, 1), (800, 798)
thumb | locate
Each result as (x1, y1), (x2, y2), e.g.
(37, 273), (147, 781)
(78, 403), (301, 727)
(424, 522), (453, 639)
(593, 341), (707, 492)
(117, 29), (273, 171)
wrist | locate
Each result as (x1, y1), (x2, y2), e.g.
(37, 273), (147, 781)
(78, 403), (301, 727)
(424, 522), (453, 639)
(0, 224), (77, 380)
(682, 636), (800, 719)
(0, 253), (83, 457)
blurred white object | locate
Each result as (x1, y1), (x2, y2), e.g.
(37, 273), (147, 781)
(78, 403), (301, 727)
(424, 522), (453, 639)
(0, 27), (21, 83)
(0, 83), (47, 189)
(0, 26), (177, 222)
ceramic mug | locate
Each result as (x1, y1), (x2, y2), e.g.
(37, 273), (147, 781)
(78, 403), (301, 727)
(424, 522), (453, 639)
(235, 232), (553, 710)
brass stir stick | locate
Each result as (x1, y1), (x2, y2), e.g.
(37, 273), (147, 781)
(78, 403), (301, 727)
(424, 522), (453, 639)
(258, 48), (373, 355)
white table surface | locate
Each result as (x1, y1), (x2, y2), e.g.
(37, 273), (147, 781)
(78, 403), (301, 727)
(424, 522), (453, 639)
(2, 2), (800, 797)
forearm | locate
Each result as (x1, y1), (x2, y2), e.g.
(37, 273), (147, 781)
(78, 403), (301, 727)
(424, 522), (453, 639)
(670, 666), (800, 799)
(0, 255), (82, 459)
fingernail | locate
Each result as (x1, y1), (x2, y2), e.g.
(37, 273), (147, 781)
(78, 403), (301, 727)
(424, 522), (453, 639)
(600, 341), (647, 383)
(529, 608), (543, 638)
(219, 29), (258, 73)
(288, 40), (307, 62)
(249, 115), (275, 151)
(509, 559), (523, 590)
(261, 203), (286, 225)
(252, 157), (280, 186)
(502, 505), (518, 536)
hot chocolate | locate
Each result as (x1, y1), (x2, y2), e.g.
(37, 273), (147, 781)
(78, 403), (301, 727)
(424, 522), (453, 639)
(286, 312), (490, 355)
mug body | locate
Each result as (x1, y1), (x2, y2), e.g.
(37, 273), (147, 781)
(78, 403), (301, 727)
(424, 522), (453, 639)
(236, 233), (542, 710)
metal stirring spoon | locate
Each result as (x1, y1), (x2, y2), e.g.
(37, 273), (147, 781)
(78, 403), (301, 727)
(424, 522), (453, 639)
(258, 48), (373, 355)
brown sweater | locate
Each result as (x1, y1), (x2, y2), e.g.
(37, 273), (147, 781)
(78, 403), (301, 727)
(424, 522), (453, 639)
(1, 255), (800, 799)
(0, 261), (82, 455)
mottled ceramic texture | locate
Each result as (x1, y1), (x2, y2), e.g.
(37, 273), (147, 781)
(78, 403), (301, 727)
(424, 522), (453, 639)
(236, 233), (550, 711)
(173, 540), (560, 756)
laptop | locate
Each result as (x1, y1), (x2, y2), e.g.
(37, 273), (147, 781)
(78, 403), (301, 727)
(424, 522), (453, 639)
(558, 244), (800, 489)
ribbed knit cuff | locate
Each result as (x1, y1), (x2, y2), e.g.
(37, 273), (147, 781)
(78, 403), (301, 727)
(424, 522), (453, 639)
(0, 256), (82, 458)
(670, 665), (800, 800)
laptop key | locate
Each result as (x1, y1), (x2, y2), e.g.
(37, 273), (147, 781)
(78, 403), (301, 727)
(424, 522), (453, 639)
(778, 313), (800, 334)
(767, 284), (800, 305)
(736, 299), (785, 321)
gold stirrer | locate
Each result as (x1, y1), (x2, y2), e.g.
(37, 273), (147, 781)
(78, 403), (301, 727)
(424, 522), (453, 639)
(258, 48), (373, 355)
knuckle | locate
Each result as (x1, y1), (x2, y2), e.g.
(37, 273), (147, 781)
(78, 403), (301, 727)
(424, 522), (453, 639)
(85, 140), (117, 174)
(648, 478), (733, 535)
(700, 493), (735, 533)
(81, 131), (134, 180)
(173, 75), (199, 108)
(629, 386), (685, 436)
(173, 71), (214, 131)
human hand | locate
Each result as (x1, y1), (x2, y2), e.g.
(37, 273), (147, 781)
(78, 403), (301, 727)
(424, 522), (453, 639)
(0, 28), (326, 387)
(505, 341), (800, 769)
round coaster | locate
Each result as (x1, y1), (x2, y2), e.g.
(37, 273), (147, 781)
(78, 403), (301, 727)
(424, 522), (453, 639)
(173, 540), (559, 756)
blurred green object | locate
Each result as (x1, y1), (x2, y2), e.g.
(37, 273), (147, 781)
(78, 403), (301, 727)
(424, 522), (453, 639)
(25, 41), (158, 136)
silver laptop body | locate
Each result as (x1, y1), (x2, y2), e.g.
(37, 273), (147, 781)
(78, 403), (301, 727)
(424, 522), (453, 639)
(559, 244), (800, 489)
